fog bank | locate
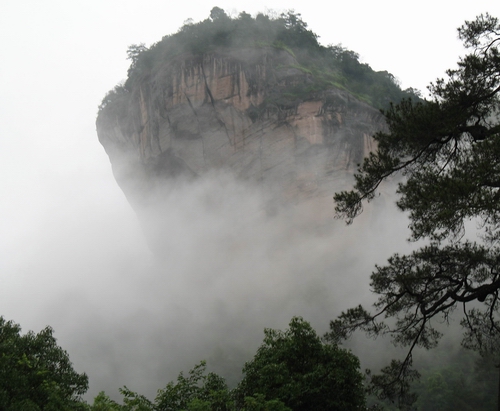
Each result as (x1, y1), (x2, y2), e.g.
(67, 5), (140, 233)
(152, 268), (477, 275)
(1, 161), (416, 400)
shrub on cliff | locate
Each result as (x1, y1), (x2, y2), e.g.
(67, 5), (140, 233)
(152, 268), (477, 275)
(99, 7), (418, 114)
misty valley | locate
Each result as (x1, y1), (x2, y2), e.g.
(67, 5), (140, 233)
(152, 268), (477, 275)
(2, 7), (500, 411)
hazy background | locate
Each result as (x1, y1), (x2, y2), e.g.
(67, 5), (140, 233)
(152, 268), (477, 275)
(1, 0), (500, 401)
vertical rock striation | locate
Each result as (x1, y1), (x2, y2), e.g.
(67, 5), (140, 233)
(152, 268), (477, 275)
(96, 47), (386, 248)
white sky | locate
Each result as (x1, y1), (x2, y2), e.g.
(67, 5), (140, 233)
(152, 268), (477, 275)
(1, 0), (500, 401)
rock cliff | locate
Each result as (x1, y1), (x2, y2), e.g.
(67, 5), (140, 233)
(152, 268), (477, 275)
(96, 46), (386, 248)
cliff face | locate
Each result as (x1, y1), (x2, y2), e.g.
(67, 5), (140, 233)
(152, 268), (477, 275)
(96, 47), (385, 245)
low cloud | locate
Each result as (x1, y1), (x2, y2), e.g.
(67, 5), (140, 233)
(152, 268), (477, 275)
(2, 169), (415, 401)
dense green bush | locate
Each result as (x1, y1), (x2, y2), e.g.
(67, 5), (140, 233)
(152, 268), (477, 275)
(0, 316), (88, 411)
(235, 317), (365, 411)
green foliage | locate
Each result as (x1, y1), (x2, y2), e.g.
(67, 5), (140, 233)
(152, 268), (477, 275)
(154, 361), (232, 411)
(0, 316), (89, 411)
(88, 361), (233, 411)
(242, 394), (290, 411)
(89, 391), (123, 411)
(330, 13), (500, 409)
(89, 318), (364, 411)
(101, 7), (415, 113)
(411, 350), (498, 411)
(98, 84), (128, 114)
(236, 317), (365, 411)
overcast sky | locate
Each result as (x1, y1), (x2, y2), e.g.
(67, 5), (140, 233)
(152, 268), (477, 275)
(1, 0), (500, 401)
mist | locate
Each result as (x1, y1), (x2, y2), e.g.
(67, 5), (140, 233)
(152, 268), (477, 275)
(2, 145), (417, 401)
(4, 0), (500, 404)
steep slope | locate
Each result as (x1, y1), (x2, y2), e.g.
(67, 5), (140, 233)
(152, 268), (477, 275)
(96, 47), (384, 209)
(95, 10), (408, 251)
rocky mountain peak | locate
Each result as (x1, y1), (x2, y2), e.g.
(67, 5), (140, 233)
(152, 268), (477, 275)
(95, 10), (411, 251)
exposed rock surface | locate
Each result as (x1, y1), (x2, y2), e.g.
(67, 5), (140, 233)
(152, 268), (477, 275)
(96, 47), (386, 246)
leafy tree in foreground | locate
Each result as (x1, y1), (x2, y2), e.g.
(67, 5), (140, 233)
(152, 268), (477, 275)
(89, 357), (290, 411)
(236, 317), (365, 411)
(154, 360), (232, 411)
(327, 13), (500, 409)
(92, 317), (363, 410)
(0, 316), (88, 411)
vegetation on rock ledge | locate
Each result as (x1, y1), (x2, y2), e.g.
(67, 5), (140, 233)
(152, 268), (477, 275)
(98, 7), (419, 117)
